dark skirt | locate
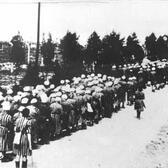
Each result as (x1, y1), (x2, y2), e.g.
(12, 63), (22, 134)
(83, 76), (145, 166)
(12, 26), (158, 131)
(134, 99), (144, 112)
(13, 133), (31, 157)
(86, 111), (94, 121)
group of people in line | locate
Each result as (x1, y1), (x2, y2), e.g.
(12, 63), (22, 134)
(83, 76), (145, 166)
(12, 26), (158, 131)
(0, 59), (168, 168)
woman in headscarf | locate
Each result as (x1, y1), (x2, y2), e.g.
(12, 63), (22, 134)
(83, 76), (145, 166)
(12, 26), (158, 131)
(13, 108), (32, 168)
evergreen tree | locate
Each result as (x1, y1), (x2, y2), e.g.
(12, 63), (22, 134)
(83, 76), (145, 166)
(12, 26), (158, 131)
(145, 33), (157, 61)
(100, 31), (124, 65)
(59, 31), (84, 78)
(59, 31), (83, 63)
(156, 35), (168, 60)
(85, 31), (102, 65)
(41, 33), (55, 68)
(125, 33), (144, 63)
(10, 32), (26, 66)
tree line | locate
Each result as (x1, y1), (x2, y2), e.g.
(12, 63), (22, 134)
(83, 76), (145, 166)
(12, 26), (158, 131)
(10, 31), (168, 79)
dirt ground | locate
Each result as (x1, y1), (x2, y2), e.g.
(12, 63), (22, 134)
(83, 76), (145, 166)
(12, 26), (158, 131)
(1, 86), (168, 168)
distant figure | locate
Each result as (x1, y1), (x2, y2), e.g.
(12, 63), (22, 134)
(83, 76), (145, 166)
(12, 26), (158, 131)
(134, 88), (146, 119)
(150, 67), (156, 92)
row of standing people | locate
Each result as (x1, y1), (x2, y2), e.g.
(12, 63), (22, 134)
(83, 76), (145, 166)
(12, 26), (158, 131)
(0, 74), (132, 168)
(0, 63), (166, 167)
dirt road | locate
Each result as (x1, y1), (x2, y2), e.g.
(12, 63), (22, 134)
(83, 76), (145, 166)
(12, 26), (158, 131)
(1, 86), (168, 168)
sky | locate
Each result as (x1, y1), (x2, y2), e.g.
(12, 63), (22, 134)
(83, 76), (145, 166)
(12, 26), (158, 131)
(0, 0), (168, 45)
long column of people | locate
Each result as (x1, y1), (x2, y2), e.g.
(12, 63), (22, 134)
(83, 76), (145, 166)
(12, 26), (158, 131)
(0, 60), (168, 168)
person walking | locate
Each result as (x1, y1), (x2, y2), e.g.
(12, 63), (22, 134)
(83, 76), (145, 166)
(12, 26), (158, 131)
(13, 108), (32, 168)
(134, 88), (146, 119)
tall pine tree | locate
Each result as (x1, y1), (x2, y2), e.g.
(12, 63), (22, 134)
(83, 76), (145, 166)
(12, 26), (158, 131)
(125, 33), (144, 63)
(85, 31), (102, 65)
(145, 33), (157, 61)
(59, 31), (84, 78)
(101, 31), (124, 65)
(41, 33), (55, 68)
(156, 35), (168, 60)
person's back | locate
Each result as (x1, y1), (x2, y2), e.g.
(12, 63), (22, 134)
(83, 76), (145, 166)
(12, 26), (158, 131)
(135, 90), (141, 99)
(134, 89), (145, 119)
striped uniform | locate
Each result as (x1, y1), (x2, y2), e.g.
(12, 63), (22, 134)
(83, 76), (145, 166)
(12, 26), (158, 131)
(13, 117), (31, 157)
(0, 111), (12, 152)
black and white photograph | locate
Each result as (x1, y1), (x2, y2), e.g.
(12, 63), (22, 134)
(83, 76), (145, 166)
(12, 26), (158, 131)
(1, 0), (168, 168)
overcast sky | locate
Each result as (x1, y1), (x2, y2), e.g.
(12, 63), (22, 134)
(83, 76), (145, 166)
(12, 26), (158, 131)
(0, 0), (168, 45)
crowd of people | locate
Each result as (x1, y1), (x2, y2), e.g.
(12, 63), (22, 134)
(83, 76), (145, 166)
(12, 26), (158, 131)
(0, 59), (168, 168)
(0, 62), (16, 73)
